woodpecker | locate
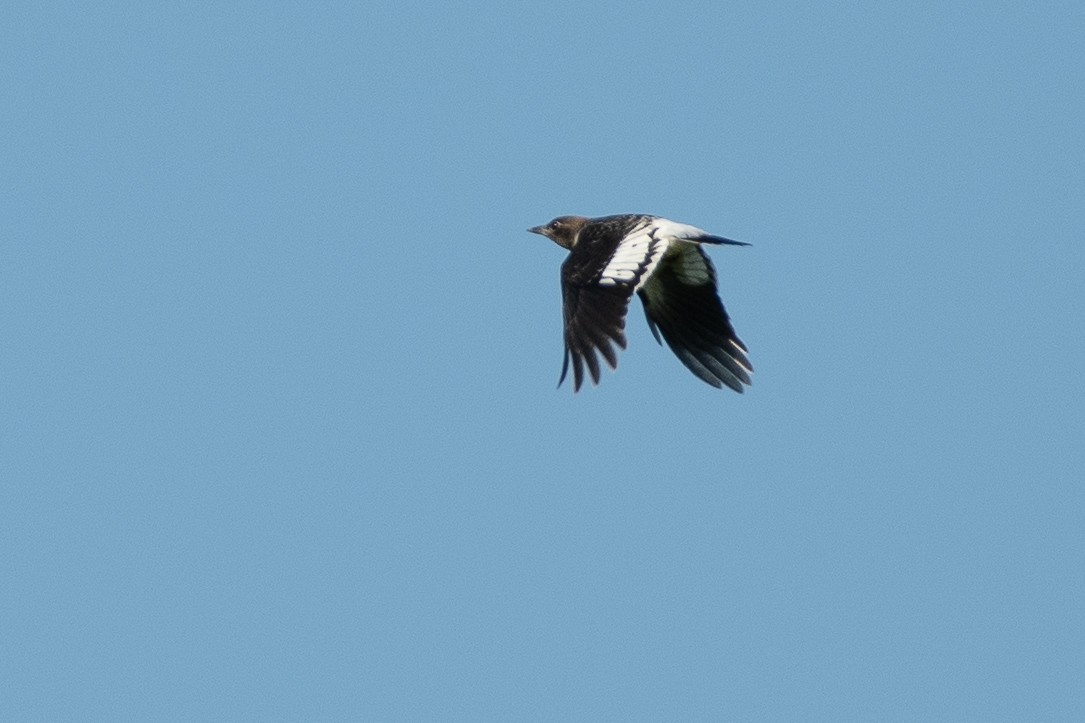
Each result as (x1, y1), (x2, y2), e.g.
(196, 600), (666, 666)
(529, 214), (753, 392)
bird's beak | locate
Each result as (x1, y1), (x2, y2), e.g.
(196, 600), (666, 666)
(528, 225), (546, 236)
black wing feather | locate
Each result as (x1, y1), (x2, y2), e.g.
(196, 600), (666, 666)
(559, 281), (632, 391)
(637, 244), (752, 392)
(557, 219), (648, 391)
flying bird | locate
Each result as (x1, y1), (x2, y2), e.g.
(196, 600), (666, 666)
(529, 214), (753, 392)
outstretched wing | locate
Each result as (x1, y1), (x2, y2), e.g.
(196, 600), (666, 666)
(558, 218), (666, 390)
(637, 243), (753, 392)
(558, 282), (630, 391)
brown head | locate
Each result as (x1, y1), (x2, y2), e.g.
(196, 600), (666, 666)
(528, 215), (590, 250)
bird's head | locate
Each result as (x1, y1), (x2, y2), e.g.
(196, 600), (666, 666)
(528, 215), (589, 250)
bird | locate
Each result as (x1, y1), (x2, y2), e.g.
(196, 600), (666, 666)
(528, 214), (753, 393)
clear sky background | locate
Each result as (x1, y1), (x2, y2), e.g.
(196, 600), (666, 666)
(3, 2), (1084, 720)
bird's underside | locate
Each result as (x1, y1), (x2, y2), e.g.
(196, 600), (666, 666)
(529, 214), (753, 393)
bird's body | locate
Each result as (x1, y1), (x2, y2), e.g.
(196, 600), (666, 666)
(528, 214), (752, 392)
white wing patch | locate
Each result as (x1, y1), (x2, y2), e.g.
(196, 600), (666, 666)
(647, 218), (712, 243)
(597, 225), (670, 289)
(597, 217), (716, 289)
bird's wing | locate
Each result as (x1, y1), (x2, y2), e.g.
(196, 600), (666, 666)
(637, 242), (753, 392)
(558, 220), (667, 390)
(558, 281), (630, 391)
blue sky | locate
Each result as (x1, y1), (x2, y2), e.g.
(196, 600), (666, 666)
(3, 1), (1084, 719)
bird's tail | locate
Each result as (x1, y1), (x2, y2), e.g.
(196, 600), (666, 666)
(698, 234), (750, 247)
